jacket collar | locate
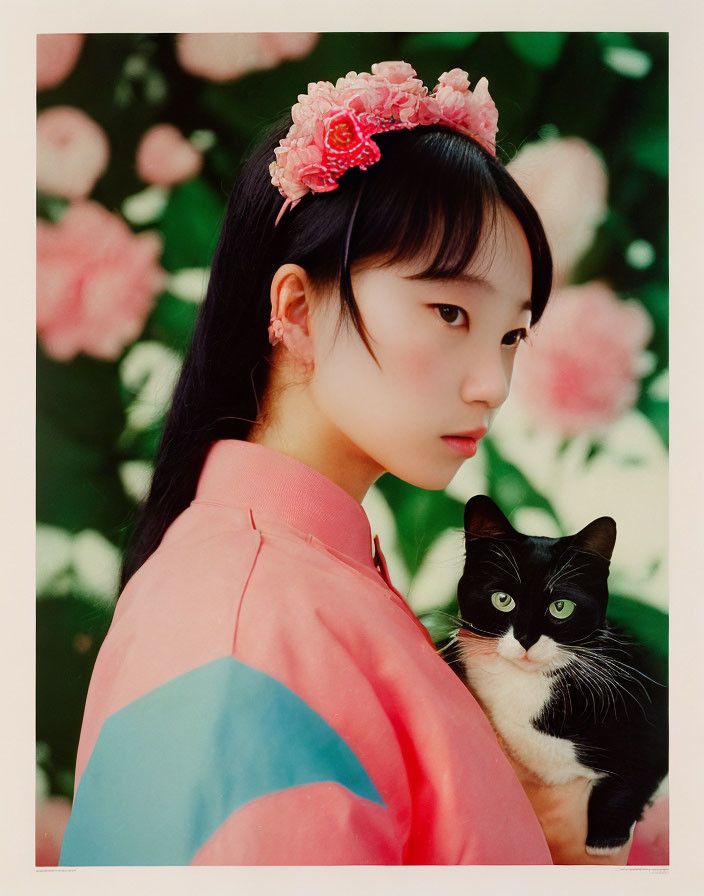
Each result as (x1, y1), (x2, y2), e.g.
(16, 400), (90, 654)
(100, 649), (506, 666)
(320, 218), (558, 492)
(195, 439), (377, 572)
(195, 439), (437, 649)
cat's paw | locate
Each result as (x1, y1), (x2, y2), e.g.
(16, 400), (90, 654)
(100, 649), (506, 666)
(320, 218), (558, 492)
(585, 837), (629, 856)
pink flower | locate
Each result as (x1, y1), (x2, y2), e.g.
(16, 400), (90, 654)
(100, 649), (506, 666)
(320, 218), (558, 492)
(36, 796), (72, 866)
(334, 71), (421, 123)
(513, 282), (653, 436)
(175, 32), (318, 82)
(37, 34), (84, 90)
(437, 68), (471, 92)
(507, 137), (609, 285)
(36, 106), (110, 200)
(136, 123), (203, 186)
(270, 61), (498, 208)
(270, 141), (325, 199)
(421, 74), (498, 153)
(371, 61), (426, 96)
(372, 61), (417, 83)
(37, 201), (166, 361)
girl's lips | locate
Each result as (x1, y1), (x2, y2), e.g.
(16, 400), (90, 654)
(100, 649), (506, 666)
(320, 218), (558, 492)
(441, 427), (486, 457)
(446, 428), (487, 440)
(441, 436), (479, 457)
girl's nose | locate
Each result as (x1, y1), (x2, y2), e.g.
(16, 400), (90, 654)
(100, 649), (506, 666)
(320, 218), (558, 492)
(460, 349), (510, 409)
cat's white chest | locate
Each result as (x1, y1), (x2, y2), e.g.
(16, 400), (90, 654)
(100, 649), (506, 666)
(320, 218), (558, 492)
(461, 638), (602, 786)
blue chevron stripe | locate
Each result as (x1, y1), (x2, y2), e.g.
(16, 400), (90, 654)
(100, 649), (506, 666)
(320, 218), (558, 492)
(59, 656), (384, 866)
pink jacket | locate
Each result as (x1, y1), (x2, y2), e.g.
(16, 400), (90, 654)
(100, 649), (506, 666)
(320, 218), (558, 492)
(60, 438), (552, 865)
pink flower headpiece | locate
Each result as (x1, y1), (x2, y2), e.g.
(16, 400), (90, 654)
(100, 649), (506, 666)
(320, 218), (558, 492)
(269, 60), (499, 227)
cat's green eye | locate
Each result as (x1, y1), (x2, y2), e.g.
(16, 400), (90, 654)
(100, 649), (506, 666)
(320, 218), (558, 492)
(548, 599), (576, 619)
(490, 591), (516, 612)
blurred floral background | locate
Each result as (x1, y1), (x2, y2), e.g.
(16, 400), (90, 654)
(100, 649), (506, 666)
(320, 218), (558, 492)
(35, 32), (668, 864)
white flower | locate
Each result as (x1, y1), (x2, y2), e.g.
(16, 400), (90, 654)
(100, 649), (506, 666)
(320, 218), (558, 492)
(120, 341), (182, 430)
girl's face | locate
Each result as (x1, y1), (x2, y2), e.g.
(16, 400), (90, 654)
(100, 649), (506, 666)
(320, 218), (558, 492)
(308, 204), (534, 493)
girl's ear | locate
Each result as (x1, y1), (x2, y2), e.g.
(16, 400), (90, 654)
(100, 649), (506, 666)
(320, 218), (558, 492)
(270, 264), (315, 371)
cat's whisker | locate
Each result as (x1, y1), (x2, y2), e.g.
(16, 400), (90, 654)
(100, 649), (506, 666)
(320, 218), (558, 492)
(544, 555), (576, 591)
(481, 558), (520, 583)
(551, 668), (575, 718)
(424, 609), (495, 638)
(564, 654), (623, 722)
(556, 663), (602, 724)
(570, 643), (635, 663)
(597, 629), (638, 649)
(456, 634), (498, 653)
(455, 635), (499, 663)
(546, 562), (588, 593)
(423, 609), (465, 628)
(454, 620), (501, 638)
(568, 648), (660, 701)
(560, 645), (652, 720)
(564, 652), (654, 723)
(480, 552), (521, 585)
(553, 566), (588, 587)
(437, 634), (461, 657)
(488, 543), (522, 584)
(552, 560), (588, 583)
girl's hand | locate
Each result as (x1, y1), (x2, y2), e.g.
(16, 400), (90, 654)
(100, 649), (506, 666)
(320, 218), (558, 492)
(502, 745), (633, 865)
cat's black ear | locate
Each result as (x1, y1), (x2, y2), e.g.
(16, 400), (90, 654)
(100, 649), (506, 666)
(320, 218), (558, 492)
(572, 517), (617, 561)
(464, 495), (516, 541)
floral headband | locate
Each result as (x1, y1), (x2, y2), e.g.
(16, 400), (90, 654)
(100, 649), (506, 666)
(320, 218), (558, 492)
(267, 60), (499, 347)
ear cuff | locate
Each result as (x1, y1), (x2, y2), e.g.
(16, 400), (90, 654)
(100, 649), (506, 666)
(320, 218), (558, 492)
(268, 317), (284, 346)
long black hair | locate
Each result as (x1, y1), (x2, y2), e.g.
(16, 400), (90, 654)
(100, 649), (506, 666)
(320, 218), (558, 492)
(120, 117), (553, 588)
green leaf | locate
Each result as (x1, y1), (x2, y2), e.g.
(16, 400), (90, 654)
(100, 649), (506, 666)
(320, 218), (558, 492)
(631, 128), (668, 178)
(37, 347), (126, 448)
(635, 282), (669, 334)
(145, 291), (198, 353)
(160, 179), (225, 271)
(36, 346), (132, 538)
(585, 441), (604, 464)
(37, 596), (114, 791)
(419, 596), (463, 647)
(118, 419), (165, 463)
(505, 32), (568, 69)
(36, 193), (69, 222)
(401, 32), (481, 55)
(483, 438), (562, 530)
(595, 32), (636, 50)
(637, 393), (669, 448)
(36, 411), (133, 538)
(606, 592), (668, 683)
(376, 474), (465, 577)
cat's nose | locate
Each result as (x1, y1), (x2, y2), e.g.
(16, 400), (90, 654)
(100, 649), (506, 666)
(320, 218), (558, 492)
(516, 633), (539, 651)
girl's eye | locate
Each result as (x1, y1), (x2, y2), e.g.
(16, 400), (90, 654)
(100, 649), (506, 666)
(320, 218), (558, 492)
(490, 591), (516, 612)
(548, 599), (576, 619)
(432, 304), (468, 327)
(501, 328), (528, 347)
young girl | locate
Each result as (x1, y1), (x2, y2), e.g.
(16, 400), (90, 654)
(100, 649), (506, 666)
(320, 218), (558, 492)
(59, 60), (632, 866)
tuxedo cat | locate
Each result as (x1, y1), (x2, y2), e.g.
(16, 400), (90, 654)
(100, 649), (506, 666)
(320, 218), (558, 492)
(445, 495), (667, 856)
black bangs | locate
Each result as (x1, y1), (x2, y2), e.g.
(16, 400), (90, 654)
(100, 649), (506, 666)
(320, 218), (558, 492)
(278, 125), (555, 360)
(349, 128), (500, 279)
